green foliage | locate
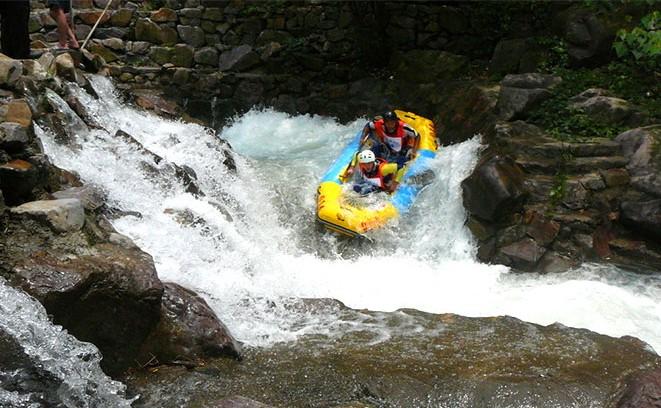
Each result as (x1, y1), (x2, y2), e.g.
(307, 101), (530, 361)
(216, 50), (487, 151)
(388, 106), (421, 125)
(536, 36), (569, 71)
(528, 61), (659, 142)
(549, 173), (568, 208)
(140, 0), (166, 11)
(613, 11), (661, 71)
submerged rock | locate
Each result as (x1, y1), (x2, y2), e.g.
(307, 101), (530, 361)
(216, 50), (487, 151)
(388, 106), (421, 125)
(125, 309), (661, 408)
(612, 367), (661, 408)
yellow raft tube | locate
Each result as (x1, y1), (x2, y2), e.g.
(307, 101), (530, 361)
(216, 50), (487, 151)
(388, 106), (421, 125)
(316, 110), (438, 237)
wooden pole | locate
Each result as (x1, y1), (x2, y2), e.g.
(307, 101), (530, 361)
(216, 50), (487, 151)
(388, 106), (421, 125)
(81, 0), (113, 50)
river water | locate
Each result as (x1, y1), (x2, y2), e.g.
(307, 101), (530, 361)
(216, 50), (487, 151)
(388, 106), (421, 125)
(32, 76), (661, 358)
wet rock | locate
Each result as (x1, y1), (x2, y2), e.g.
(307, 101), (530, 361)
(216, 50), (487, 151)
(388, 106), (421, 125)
(613, 367), (661, 408)
(500, 238), (546, 271)
(3, 99), (32, 128)
(5, 235), (163, 376)
(108, 232), (137, 249)
(615, 125), (661, 197)
(54, 53), (76, 82)
(489, 38), (542, 75)
(138, 282), (241, 367)
(525, 211), (560, 246)
(22, 60), (48, 81)
(11, 199), (85, 232)
(0, 54), (23, 87)
(496, 74), (562, 121)
(433, 83), (499, 145)
(538, 251), (577, 273)
(620, 200), (661, 241)
(211, 396), (274, 408)
(218, 45), (260, 72)
(0, 122), (30, 151)
(125, 310), (661, 407)
(114, 129), (203, 196)
(609, 238), (661, 268)
(462, 153), (527, 222)
(133, 89), (179, 117)
(52, 185), (106, 211)
(0, 159), (45, 205)
(571, 94), (634, 125)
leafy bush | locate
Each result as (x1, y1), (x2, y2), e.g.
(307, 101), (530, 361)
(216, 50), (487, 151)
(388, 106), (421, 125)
(528, 62), (658, 141)
(613, 11), (661, 71)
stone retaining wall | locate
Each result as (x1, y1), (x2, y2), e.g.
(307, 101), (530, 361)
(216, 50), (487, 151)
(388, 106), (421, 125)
(24, 0), (555, 124)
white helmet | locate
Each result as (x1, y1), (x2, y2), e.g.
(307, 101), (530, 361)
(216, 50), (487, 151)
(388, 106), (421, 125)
(358, 150), (376, 164)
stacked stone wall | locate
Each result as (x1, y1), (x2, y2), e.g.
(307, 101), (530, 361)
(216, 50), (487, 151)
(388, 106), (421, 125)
(21, 0), (554, 124)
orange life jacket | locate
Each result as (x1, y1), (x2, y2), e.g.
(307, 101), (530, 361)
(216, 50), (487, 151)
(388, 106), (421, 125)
(373, 119), (406, 153)
(360, 159), (389, 188)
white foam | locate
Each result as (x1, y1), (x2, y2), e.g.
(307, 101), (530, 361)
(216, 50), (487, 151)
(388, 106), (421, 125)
(35, 76), (661, 353)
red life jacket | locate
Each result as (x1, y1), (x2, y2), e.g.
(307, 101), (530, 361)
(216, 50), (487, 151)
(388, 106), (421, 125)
(373, 119), (406, 153)
(360, 159), (388, 188)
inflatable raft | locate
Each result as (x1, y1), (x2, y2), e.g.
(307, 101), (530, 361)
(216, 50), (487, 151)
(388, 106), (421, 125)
(316, 110), (438, 237)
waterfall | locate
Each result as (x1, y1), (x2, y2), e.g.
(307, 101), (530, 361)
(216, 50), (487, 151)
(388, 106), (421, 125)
(30, 75), (661, 354)
(0, 280), (134, 407)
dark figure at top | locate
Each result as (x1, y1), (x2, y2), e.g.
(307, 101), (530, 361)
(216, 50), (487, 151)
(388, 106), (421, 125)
(0, 1), (31, 59)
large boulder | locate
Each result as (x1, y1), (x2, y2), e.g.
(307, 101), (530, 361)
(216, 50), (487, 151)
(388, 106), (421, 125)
(462, 153), (527, 222)
(138, 282), (241, 366)
(489, 38), (543, 76)
(10, 199), (85, 233)
(433, 82), (500, 145)
(5, 240), (164, 376)
(496, 74), (562, 121)
(620, 200), (661, 241)
(615, 125), (661, 197)
(570, 89), (639, 126)
(559, 7), (616, 67)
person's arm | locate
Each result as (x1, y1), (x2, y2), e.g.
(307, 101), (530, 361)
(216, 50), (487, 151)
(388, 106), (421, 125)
(360, 121), (375, 145)
(381, 163), (405, 193)
(341, 152), (359, 182)
(403, 125), (419, 160)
